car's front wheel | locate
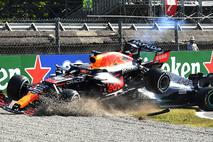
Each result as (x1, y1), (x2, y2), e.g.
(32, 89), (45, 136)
(60, 89), (80, 102)
(7, 75), (29, 101)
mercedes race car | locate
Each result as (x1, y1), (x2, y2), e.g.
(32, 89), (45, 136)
(124, 40), (213, 111)
(154, 72), (213, 111)
(0, 47), (171, 115)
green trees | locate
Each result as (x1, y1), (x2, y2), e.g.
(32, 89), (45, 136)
(0, 0), (80, 19)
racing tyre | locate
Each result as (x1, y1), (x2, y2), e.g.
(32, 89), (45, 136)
(144, 69), (170, 93)
(60, 89), (80, 102)
(7, 75), (29, 101)
(198, 88), (213, 111)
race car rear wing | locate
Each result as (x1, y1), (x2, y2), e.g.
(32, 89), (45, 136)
(124, 40), (163, 56)
(123, 40), (170, 68)
(153, 50), (170, 64)
(141, 51), (170, 69)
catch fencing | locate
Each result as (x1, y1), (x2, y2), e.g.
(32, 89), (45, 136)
(0, 17), (213, 55)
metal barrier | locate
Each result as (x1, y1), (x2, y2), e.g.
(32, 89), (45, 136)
(1, 22), (213, 31)
(0, 17), (213, 55)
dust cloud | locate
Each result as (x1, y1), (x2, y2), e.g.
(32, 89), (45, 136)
(35, 93), (159, 117)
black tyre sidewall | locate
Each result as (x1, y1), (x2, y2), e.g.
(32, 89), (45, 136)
(7, 75), (29, 101)
(61, 89), (80, 102)
(198, 88), (213, 111)
(205, 89), (213, 110)
(144, 69), (170, 93)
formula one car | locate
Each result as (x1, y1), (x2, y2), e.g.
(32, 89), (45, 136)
(124, 40), (213, 111)
(154, 72), (213, 111)
(0, 48), (171, 115)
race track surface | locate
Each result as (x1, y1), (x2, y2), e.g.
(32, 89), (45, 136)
(0, 109), (213, 142)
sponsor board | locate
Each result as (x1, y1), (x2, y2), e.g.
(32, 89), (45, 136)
(0, 54), (89, 90)
(140, 51), (213, 78)
(1, 51), (213, 90)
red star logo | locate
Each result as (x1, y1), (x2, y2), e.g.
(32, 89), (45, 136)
(25, 55), (51, 84)
(204, 51), (213, 73)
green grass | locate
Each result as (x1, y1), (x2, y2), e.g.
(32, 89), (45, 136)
(134, 109), (213, 128)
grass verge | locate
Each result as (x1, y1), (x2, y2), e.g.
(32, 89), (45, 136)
(134, 108), (213, 128)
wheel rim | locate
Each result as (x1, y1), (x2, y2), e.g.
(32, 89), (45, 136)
(207, 90), (213, 107)
(158, 73), (170, 93)
(71, 94), (80, 101)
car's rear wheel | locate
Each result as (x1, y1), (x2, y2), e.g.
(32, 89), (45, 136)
(60, 89), (80, 102)
(198, 88), (213, 111)
(143, 69), (170, 94)
(7, 75), (29, 101)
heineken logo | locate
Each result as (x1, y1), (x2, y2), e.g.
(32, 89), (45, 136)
(161, 57), (201, 77)
(0, 68), (20, 90)
(0, 55), (51, 90)
(0, 52), (212, 91)
(0, 54), (89, 90)
(25, 55), (51, 84)
(142, 51), (213, 78)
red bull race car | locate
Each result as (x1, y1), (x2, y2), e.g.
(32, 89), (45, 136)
(0, 41), (171, 115)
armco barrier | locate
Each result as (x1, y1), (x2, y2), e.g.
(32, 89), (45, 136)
(0, 51), (213, 90)
(140, 50), (213, 78)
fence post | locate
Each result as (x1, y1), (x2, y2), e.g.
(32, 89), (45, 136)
(55, 17), (61, 54)
(180, 0), (185, 15)
(118, 20), (123, 51)
(174, 21), (179, 51)
(198, 0), (202, 22)
(148, 0), (153, 16)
